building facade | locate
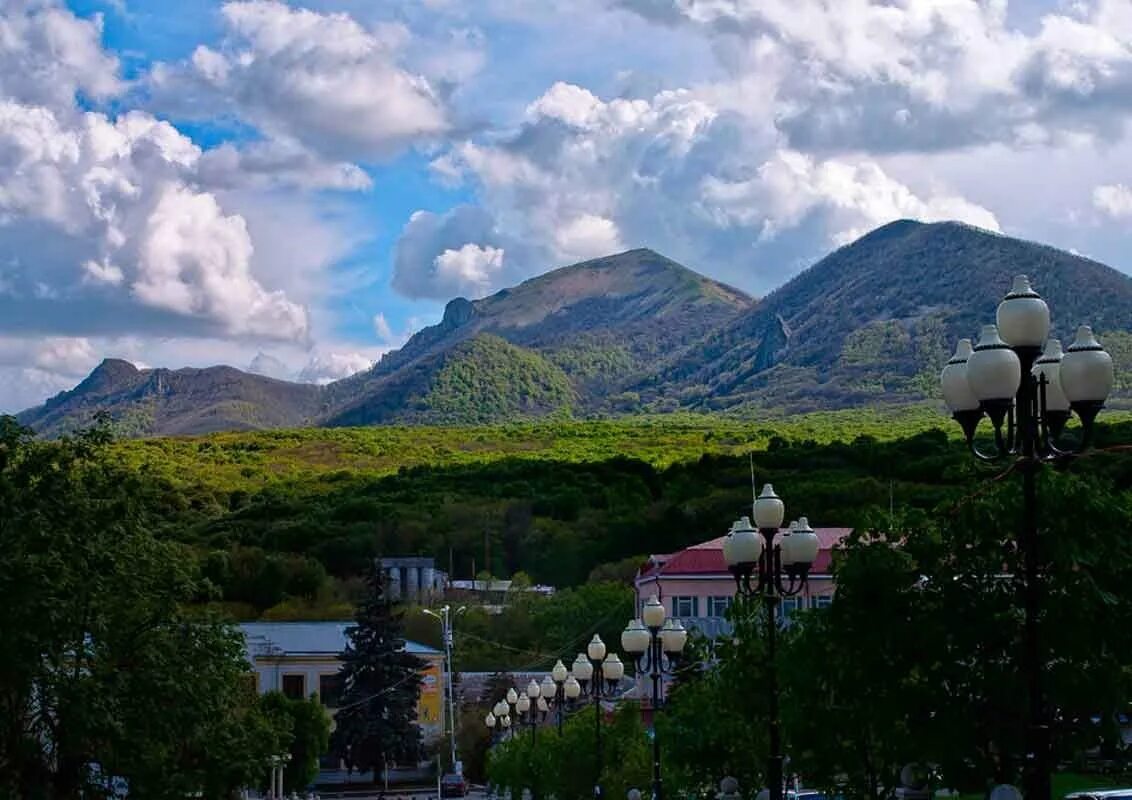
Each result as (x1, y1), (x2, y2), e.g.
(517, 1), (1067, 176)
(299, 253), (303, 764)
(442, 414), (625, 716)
(633, 527), (851, 638)
(240, 622), (445, 744)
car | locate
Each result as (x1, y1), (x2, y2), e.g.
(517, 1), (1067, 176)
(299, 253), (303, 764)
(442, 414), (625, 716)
(1065, 790), (1132, 800)
(441, 772), (468, 798)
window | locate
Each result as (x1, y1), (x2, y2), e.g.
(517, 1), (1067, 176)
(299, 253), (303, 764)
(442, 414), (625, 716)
(319, 674), (342, 708)
(671, 596), (699, 618)
(707, 596), (732, 618)
(780, 597), (801, 622)
(281, 673), (305, 700)
(810, 595), (833, 610)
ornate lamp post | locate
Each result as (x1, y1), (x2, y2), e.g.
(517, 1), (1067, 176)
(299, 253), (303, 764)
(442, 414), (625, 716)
(572, 635), (625, 799)
(621, 595), (689, 800)
(516, 679), (543, 742)
(722, 486), (820, 800)
(940, 275), (1114, 800)
(541, 658), (579, 735)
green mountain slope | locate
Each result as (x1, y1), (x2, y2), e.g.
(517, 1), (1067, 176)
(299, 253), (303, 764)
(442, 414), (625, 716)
(647, 220), (1132, 412)
(17, 359), (324, 437)
(326, 334), (576, 426)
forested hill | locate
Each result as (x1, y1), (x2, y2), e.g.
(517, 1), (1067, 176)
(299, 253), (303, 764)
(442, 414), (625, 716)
(18, 222), (1132, 437)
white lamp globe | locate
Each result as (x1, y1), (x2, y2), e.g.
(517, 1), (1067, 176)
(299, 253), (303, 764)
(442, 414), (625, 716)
(537, 696), (548, 712)
(727, 516), (763, 567)
(552, 659), (569, 683)
(587, 634), (607, 662)
(506, 687), (518, 705)
(967, 325), (1022, 402)
(786, 517), (820, 566)
(501, 715), (511, 729)
(621, 619), (650, 654)
(564, 676), (581, 699)
(494, 700), (508, 717)
(642, 595), (667, 629)
(1033, 339), (1070, 412)
(541, 676), (556, 698)
(1061, 326), (1114, 404)
(516, 694), (530, 713)
(572, 653), (593, 682)
(996, 275), (1050, 347)
(941, 339), (980, 412)
(527, 679), (541, 698)
(753, 484), (786, 529)
(486, 712), (496, 728)
(603, 653), (625, 681)
(660, 618), (688, 654)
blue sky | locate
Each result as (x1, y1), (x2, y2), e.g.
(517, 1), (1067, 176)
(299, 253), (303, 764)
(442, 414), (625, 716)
(3, 0), (1132, 411)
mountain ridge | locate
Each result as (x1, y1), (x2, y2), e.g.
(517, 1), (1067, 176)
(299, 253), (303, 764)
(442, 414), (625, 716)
(16, 223), (1132, 436)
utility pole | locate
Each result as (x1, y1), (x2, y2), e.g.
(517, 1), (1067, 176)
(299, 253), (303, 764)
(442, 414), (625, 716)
(424, 605), (465, 773)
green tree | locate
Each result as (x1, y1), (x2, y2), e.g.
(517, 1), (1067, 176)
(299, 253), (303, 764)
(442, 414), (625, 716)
(330, 564), (426, 774)
(259, 691), (332, 793)
(0, 418), (287, 799)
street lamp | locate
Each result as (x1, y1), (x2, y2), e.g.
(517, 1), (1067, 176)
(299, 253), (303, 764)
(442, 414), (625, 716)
(722, 485), (820, 800)
(541, 659), (579, 734)
(622, 595), (689, 800)
(573, 635), (625, 799)
(940, 275), (1113, 800)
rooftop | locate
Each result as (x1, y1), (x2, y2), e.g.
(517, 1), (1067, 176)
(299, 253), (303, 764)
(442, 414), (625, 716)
(637, 528), (851, 581)
(240, 621), (441, 659)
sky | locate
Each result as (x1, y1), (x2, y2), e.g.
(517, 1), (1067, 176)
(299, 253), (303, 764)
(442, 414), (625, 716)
(3, 0), (1132, 412)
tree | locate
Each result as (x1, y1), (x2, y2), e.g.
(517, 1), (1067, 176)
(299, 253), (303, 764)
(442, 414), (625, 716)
(330, 564), (426, 773)
(259, 691), (332, 793)
(0, 418), (287, 799)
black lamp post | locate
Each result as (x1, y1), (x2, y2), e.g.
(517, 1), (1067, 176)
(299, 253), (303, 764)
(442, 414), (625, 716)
(722, 486), (820, 800)
(572, 636), (625, 799)
(940, 275), (1114, 800)
(621, 596), (689, 800)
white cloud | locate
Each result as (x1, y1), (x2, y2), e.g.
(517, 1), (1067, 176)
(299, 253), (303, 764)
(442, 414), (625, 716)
(372, 312), (394, 343)
(198, 139), (373, 191)
(298, 350), (374, 384)
(1093, 183), (1132, 218)
(0, 0), (122, 110)
(150, 0), (450, 160)
(433, 244), (505, 298)
(406, 81), (996, 293)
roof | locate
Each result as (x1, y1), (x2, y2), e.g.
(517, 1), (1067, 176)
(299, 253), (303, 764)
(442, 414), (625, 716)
(637, 528), (851, 581)
(239, 621), (441, 659)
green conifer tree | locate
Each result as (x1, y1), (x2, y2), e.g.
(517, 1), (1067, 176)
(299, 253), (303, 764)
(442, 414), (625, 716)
(330, 564), (426, 774)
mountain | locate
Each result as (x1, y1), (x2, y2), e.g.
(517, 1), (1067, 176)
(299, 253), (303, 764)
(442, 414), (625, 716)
(17, 249), (752, 436)
(17, 359), (324, 437)
(641, 220), (1132, 412)
(323, 247), (752, 422)
(16, 223), (1132, 437)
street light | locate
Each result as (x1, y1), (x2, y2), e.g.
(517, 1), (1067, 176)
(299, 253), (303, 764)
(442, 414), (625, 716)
(722, 485), (820, 800)
(622, 595), (688, 800)
(940, 275), (1113, 800)
(573, 635), (625, 799)
(541, 659), (576, 734)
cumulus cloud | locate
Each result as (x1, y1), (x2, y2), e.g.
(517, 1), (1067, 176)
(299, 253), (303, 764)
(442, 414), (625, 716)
(0, 100), (308, 340)
(298, 351), (374, 384)
(401, 81), (997, 294)
(149, 0), (449, 160)
(1094, 183), (1132, 218)
(197, 138), (372, 191)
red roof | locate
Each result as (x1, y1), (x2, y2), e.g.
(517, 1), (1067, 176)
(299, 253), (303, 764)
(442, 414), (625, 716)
(637, 528), (851, 580)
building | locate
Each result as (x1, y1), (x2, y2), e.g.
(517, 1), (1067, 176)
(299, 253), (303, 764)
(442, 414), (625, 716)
(380, 557), (448, 604)
(240, 621), (445, 745)
(633, 526), (851, 639)
(446, 579), (555, 613)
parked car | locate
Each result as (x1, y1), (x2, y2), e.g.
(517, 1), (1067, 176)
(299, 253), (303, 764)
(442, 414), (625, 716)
(441, 773), (468, 798)
(1066, 790), (1132, 800)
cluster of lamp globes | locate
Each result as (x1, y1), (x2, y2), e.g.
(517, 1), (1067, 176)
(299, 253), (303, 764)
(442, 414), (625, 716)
(720, 485), (821, 573)
(940, 274), (1115, 437)
(484, 607), (694, 733)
